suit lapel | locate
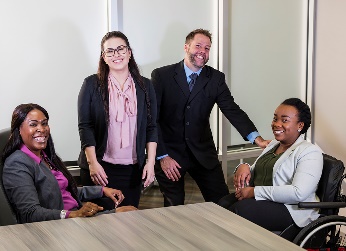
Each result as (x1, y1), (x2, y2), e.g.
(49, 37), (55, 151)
(174, 61), (190, 97)
(188, 66), (210, 101)
(173, 61), (211, 100)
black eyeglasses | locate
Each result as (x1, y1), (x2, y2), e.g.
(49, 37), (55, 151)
(103, 45), (129, 57)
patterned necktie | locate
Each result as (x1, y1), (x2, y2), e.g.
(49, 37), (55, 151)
(188, 73), (198, 92)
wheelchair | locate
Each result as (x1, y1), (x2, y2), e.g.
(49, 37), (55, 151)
(278, 154), (346, 250)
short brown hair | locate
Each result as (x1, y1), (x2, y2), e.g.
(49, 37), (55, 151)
(185, 29), (212, 44)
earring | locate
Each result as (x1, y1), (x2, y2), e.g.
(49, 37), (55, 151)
(298, 129), (301, 132)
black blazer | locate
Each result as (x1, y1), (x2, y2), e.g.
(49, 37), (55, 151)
(77, 74), (158, 169)
(152, 61), (257, 170)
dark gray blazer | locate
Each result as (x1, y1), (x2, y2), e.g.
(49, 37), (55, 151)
(3, 150), (103, 223)
(152, 61), (257, 170)
(77, 74), (158, 169)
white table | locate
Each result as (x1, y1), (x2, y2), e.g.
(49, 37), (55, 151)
(0, 202), (303, 250)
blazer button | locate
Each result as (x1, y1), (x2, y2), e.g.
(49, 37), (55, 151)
(186, 122), (189, 125)
(187, 105), (190, 109)
(185, 137), (189, 141)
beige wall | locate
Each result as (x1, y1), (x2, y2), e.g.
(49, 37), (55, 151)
(313, 0), (346, 165)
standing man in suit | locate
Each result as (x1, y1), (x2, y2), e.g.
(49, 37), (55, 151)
(151, 28), (269, 207)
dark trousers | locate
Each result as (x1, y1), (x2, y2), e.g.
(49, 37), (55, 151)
(155, 148), (229, 207)
(218, 193), (294, 231)
(80, 161), (142, 208)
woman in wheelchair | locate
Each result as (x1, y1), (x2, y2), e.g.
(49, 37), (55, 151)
(218, 98), (323, 232)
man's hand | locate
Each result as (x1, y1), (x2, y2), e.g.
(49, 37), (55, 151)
(160, 156), (181, 181)
(254, 136), (271, 149)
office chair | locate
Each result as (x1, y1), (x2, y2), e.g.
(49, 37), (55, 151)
(0, 128), (17, 226)
(279, 153), (346, 249)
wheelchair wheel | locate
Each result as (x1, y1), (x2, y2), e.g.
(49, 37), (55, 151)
(293, 215), (346, 248)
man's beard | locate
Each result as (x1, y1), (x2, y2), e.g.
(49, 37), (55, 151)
(188, 51), (208, 69)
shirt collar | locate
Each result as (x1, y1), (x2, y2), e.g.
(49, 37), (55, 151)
(184, 62), (202, 82)
(20, 144), (46, 164)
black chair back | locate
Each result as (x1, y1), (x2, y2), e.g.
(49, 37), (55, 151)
(317, 154), (345, 216)
(0, 128), (17, 226)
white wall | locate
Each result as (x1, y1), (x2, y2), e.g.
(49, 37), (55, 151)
(2, 0), (342, 167)
(0, 0), (219, 161)
(0, 1), (108, 160)
(224, 0), (308, 146)
(120, 0), (219, 79)
(313, 0), (346, 165)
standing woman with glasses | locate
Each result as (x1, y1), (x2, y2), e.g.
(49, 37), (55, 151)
(78, 31), (157, 208)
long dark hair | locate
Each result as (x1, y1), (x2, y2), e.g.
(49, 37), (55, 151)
(97, 31), (152, 124)
(2, 103), (80, 206)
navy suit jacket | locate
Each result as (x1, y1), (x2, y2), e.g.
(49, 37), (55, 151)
(152, 61), (257, 170)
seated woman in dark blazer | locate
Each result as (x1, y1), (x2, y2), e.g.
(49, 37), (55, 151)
(1, 103), (128, 223)
(218, 98), (323, 231)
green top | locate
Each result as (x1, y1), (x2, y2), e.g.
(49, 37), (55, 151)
(252, 145), (284, 186)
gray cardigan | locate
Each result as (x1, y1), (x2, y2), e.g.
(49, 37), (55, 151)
(3, 150), (103, 223)
(252, 136), (323, 227)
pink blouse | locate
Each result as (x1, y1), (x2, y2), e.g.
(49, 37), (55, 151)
(103, 73), (138, 165)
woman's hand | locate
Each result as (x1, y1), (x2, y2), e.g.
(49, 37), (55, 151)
(68, 202), (103, 218)
(103, 187), (124, 207)
(235, 187), (255, 200)
(89, 161), (108, 186)
(142, 161), (155, 188)
(143, 142), (157, 187)
(84, 146), (108, 186)
(234, 164), (251, 190)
